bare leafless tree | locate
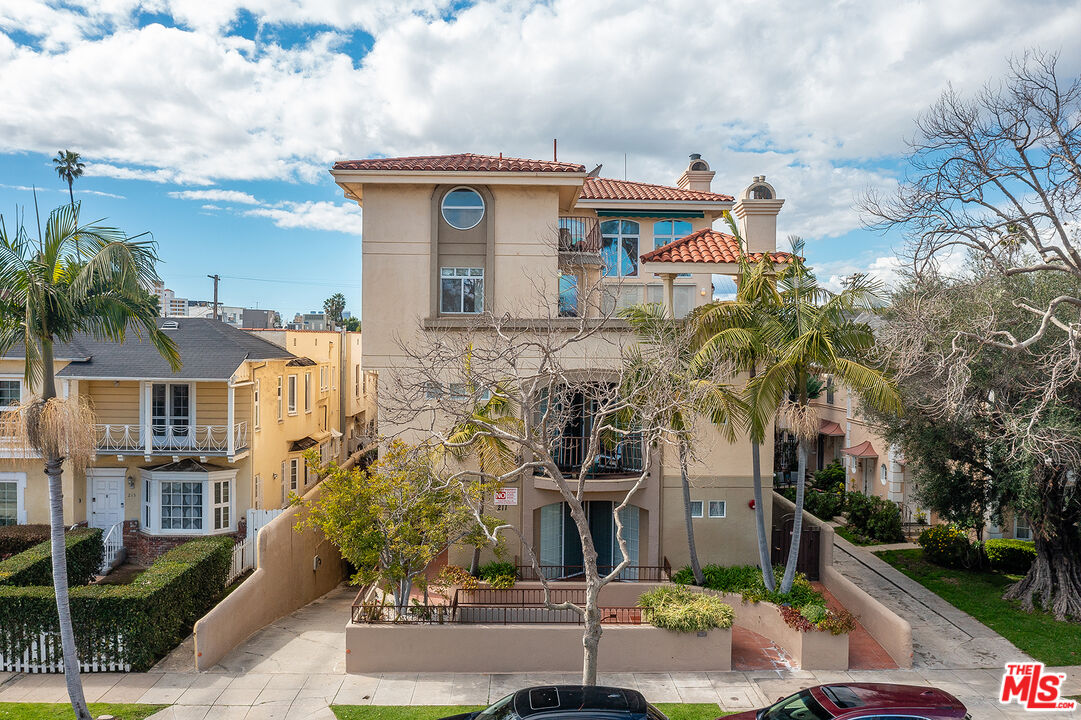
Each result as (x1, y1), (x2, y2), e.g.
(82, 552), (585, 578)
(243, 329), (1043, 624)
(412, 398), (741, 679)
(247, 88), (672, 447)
(380, 272), (739, 684)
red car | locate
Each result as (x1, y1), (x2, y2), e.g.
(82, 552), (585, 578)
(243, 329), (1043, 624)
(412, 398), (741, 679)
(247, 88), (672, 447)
(724, 683), (970, 720)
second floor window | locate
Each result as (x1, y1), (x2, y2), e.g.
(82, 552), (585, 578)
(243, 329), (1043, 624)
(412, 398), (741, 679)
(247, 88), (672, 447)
(287, 375), (297, 414)
(289, 458), (300, 491)
(440, 267), (484, 314)
(654, 220), (692, 278)
(558, 273), (579, 317)
(304, 373), (312, 413)
(0, 379), (21, 411)
(276, 377), (283, 420)
(601, 220), (639, 277)
(254, 380), (261, 429)
(151, 383), (190, 438)
(441, 187), (485, 230)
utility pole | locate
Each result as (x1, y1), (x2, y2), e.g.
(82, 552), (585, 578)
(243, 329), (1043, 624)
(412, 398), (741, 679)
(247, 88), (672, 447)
(207, 274), (220, 321)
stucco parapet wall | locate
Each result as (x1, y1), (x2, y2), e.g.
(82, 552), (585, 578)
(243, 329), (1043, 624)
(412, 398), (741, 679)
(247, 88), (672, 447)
(345, 623), (731, 674)
(421, 316), (631, 331)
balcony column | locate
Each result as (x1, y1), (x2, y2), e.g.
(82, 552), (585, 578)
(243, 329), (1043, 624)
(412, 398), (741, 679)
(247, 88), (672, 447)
(227, 382), (235, 459)
(661, 273), (676, 319)
(143, 382), (152, 457)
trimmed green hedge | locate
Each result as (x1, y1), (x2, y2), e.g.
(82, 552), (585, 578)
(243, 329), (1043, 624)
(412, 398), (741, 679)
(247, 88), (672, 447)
(918, 524), (976, 568)
(0, 535), (233, 671)
(845, 492), (904, 543)
(986, 538), (1037, 574)
(0, 528), (103, 587)
(0, 525), (51, 557)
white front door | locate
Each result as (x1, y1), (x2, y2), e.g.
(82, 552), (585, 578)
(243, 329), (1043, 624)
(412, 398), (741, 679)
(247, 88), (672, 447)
(86, 468), (125, 529)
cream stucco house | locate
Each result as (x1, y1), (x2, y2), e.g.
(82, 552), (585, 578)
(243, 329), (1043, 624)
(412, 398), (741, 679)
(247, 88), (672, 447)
(331, 152), (796, 573)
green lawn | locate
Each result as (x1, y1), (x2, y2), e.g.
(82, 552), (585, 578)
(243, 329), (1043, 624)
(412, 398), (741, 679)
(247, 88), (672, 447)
(876, 548), (1081, 666)
(0, 703), (167, 720)
(331, 704), (729, 719)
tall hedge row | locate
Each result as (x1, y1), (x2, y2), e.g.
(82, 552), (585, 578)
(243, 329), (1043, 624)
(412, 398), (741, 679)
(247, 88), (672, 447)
(0, 535), (233, 671)
(0, 528), (104, 587)
(0, 525), (52, 557)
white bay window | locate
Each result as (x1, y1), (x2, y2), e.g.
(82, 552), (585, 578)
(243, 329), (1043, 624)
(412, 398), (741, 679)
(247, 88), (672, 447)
(140, 461), (237, 535)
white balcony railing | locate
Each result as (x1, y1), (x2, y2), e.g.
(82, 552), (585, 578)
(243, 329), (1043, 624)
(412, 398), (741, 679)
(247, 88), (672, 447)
(94, 422), (248, 455)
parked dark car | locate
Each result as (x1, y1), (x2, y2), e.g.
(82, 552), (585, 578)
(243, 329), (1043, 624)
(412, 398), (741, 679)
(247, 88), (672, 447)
(438, 685), (669, 720)
(724, 683), (970, 720)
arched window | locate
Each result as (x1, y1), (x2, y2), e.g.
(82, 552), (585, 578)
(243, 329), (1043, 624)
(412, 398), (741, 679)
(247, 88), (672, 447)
(600, 220), (640, 277)
(654, 220), (692, 278)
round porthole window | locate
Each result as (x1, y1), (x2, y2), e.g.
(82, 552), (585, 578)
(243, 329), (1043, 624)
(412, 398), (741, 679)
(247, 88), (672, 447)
(441, 187), (485, 230)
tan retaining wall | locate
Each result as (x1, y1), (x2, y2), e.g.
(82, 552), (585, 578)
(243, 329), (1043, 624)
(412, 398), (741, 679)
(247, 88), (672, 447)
(192, 482), (344, 670)
(345, 623), (731, 673)
(772, 490), (913, 668)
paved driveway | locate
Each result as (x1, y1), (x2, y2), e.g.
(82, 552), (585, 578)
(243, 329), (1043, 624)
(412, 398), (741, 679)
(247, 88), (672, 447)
(832, 536), (1030, 668)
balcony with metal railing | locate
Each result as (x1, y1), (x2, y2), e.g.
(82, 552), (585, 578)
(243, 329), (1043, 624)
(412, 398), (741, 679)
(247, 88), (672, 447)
(94, 422), (249, 457)
(557, 216), (603, 265)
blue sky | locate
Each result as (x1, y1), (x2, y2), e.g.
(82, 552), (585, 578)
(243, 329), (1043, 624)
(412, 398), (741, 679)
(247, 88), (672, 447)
(2, 0), (1080, 317)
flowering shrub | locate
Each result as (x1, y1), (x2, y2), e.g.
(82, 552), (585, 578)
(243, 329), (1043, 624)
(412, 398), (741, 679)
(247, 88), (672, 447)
(781, 603), (856, 635)
(433, 565), (478, 593)
(779, 604), (814, 632)
(918, 524), (975, 568)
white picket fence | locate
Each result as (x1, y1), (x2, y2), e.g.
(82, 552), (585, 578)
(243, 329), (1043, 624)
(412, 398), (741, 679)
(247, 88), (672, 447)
(228, 538), (255, 584)
(0, 630), (130, 673)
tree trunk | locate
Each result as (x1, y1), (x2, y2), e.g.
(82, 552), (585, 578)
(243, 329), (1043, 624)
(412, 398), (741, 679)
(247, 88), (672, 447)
(581, 583), (601, 686)
(470, 499), (485, 576)
(679, 442), (703, 585)
(750, 439), (775, 591)
(67, 181), (75, 209)
(780, 440), (808, 593)
(35, 340), (92, 720)
(747, 362), (775, 591)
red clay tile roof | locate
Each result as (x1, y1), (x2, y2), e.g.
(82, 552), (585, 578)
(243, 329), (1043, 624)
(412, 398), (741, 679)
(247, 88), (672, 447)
(333, 153), (586, 173)
(639, 228), (796, 264)
(581, 177), (734, 202)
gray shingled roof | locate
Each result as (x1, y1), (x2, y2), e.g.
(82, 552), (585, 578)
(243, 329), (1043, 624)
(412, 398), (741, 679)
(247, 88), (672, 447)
(3, 318), (296, 380)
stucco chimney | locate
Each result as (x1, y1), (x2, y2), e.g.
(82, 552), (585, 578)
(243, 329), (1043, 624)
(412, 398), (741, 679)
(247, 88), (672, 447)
(676, 153), (716, 193)
(732, 176), (785, 254)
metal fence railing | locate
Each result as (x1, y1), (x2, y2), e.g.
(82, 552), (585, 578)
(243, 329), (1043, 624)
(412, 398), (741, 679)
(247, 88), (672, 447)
(515, 557), (670, 583)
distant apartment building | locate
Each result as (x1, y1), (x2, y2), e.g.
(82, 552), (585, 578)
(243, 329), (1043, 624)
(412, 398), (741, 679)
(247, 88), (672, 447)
(288, 312), (328, 331)
(151, 281), (189, 317)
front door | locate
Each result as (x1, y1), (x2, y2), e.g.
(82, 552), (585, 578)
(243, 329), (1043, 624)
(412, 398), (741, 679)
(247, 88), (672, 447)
(862, 460), (874, 496)
(151, 383), (191, 448)
(86, 468), (125, 529)
(538, 501), (640, 578)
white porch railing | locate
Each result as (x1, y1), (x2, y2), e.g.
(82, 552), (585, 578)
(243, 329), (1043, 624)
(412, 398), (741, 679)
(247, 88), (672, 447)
(99, 521), (124, 574)
(94, 422), (248, 455)
(228, 538), (254, 584)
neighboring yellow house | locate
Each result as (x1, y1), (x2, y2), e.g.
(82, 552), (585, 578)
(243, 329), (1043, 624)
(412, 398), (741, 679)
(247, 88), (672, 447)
(331, 152), (791, 573)
(0, 319), (369, 564)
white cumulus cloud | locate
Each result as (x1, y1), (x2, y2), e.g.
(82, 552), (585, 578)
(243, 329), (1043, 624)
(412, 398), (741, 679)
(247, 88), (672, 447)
(168, 189), (261, 205)
(243, 200), (361, 233)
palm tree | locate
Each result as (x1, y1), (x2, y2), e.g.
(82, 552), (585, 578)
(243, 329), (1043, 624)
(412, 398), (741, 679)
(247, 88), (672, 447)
(752, 239), (901, 592)
(444, 351), (523, 575)
(53, 150), (85, 209)
(620, 302), (745, 586)
(690, 224), (784, 591)
(0, 202), (179, 720)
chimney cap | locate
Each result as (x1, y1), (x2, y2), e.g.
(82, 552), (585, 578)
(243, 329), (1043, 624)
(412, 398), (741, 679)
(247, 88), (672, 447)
(689, 153), (702, 160)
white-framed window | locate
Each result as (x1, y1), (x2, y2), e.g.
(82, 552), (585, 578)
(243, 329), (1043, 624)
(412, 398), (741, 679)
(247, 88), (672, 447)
(440, 267), (484, 314)
(441, 187), (485, 230)
(212, 478), (231, 531)
(0, 378), (22, 411)
(276, 376), (283, 421)
(150, 383), (191, 442)
(600, 219), (640, 277)
(141, 469), (237, 535)
(287, 375), (297, 415)
(253, 474), (262, 511)
(304, 373), (312, 413)
(1015, 516), (1032, 541)
(0, 472), (27, 525)
(355, 365), (360, 398)
(689, 501), (703, 518)
(289, 458), (300, 491)
(709, 501), (726, 518)
(253, 379), (261, 429)
(319, 366), (327, 392)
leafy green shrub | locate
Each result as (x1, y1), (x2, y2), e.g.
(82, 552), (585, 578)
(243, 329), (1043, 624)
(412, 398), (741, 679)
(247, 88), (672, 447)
(845, 493), (903, 543)
(637, 585), (734, 633)
(985, 538), (1037, 574)
(812, 461), (846, 493)
(779, 485), (843, 521)
(800, 603), (828, 624)
(478, 561), (516, 582)
(918, 524), (975, 568)
(487, 574), (515, 589)
(818, 608), (857, 635)
(0, 535), (233, 671)
(0, 528), (103, 587)
(673, 563), (824, 609)
(0, 525), (51, 557)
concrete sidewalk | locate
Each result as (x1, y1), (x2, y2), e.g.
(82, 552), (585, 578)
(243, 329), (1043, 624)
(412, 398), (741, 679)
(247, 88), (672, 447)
(832, 534), (1031, 668)
(1, 667), (1077, 719)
